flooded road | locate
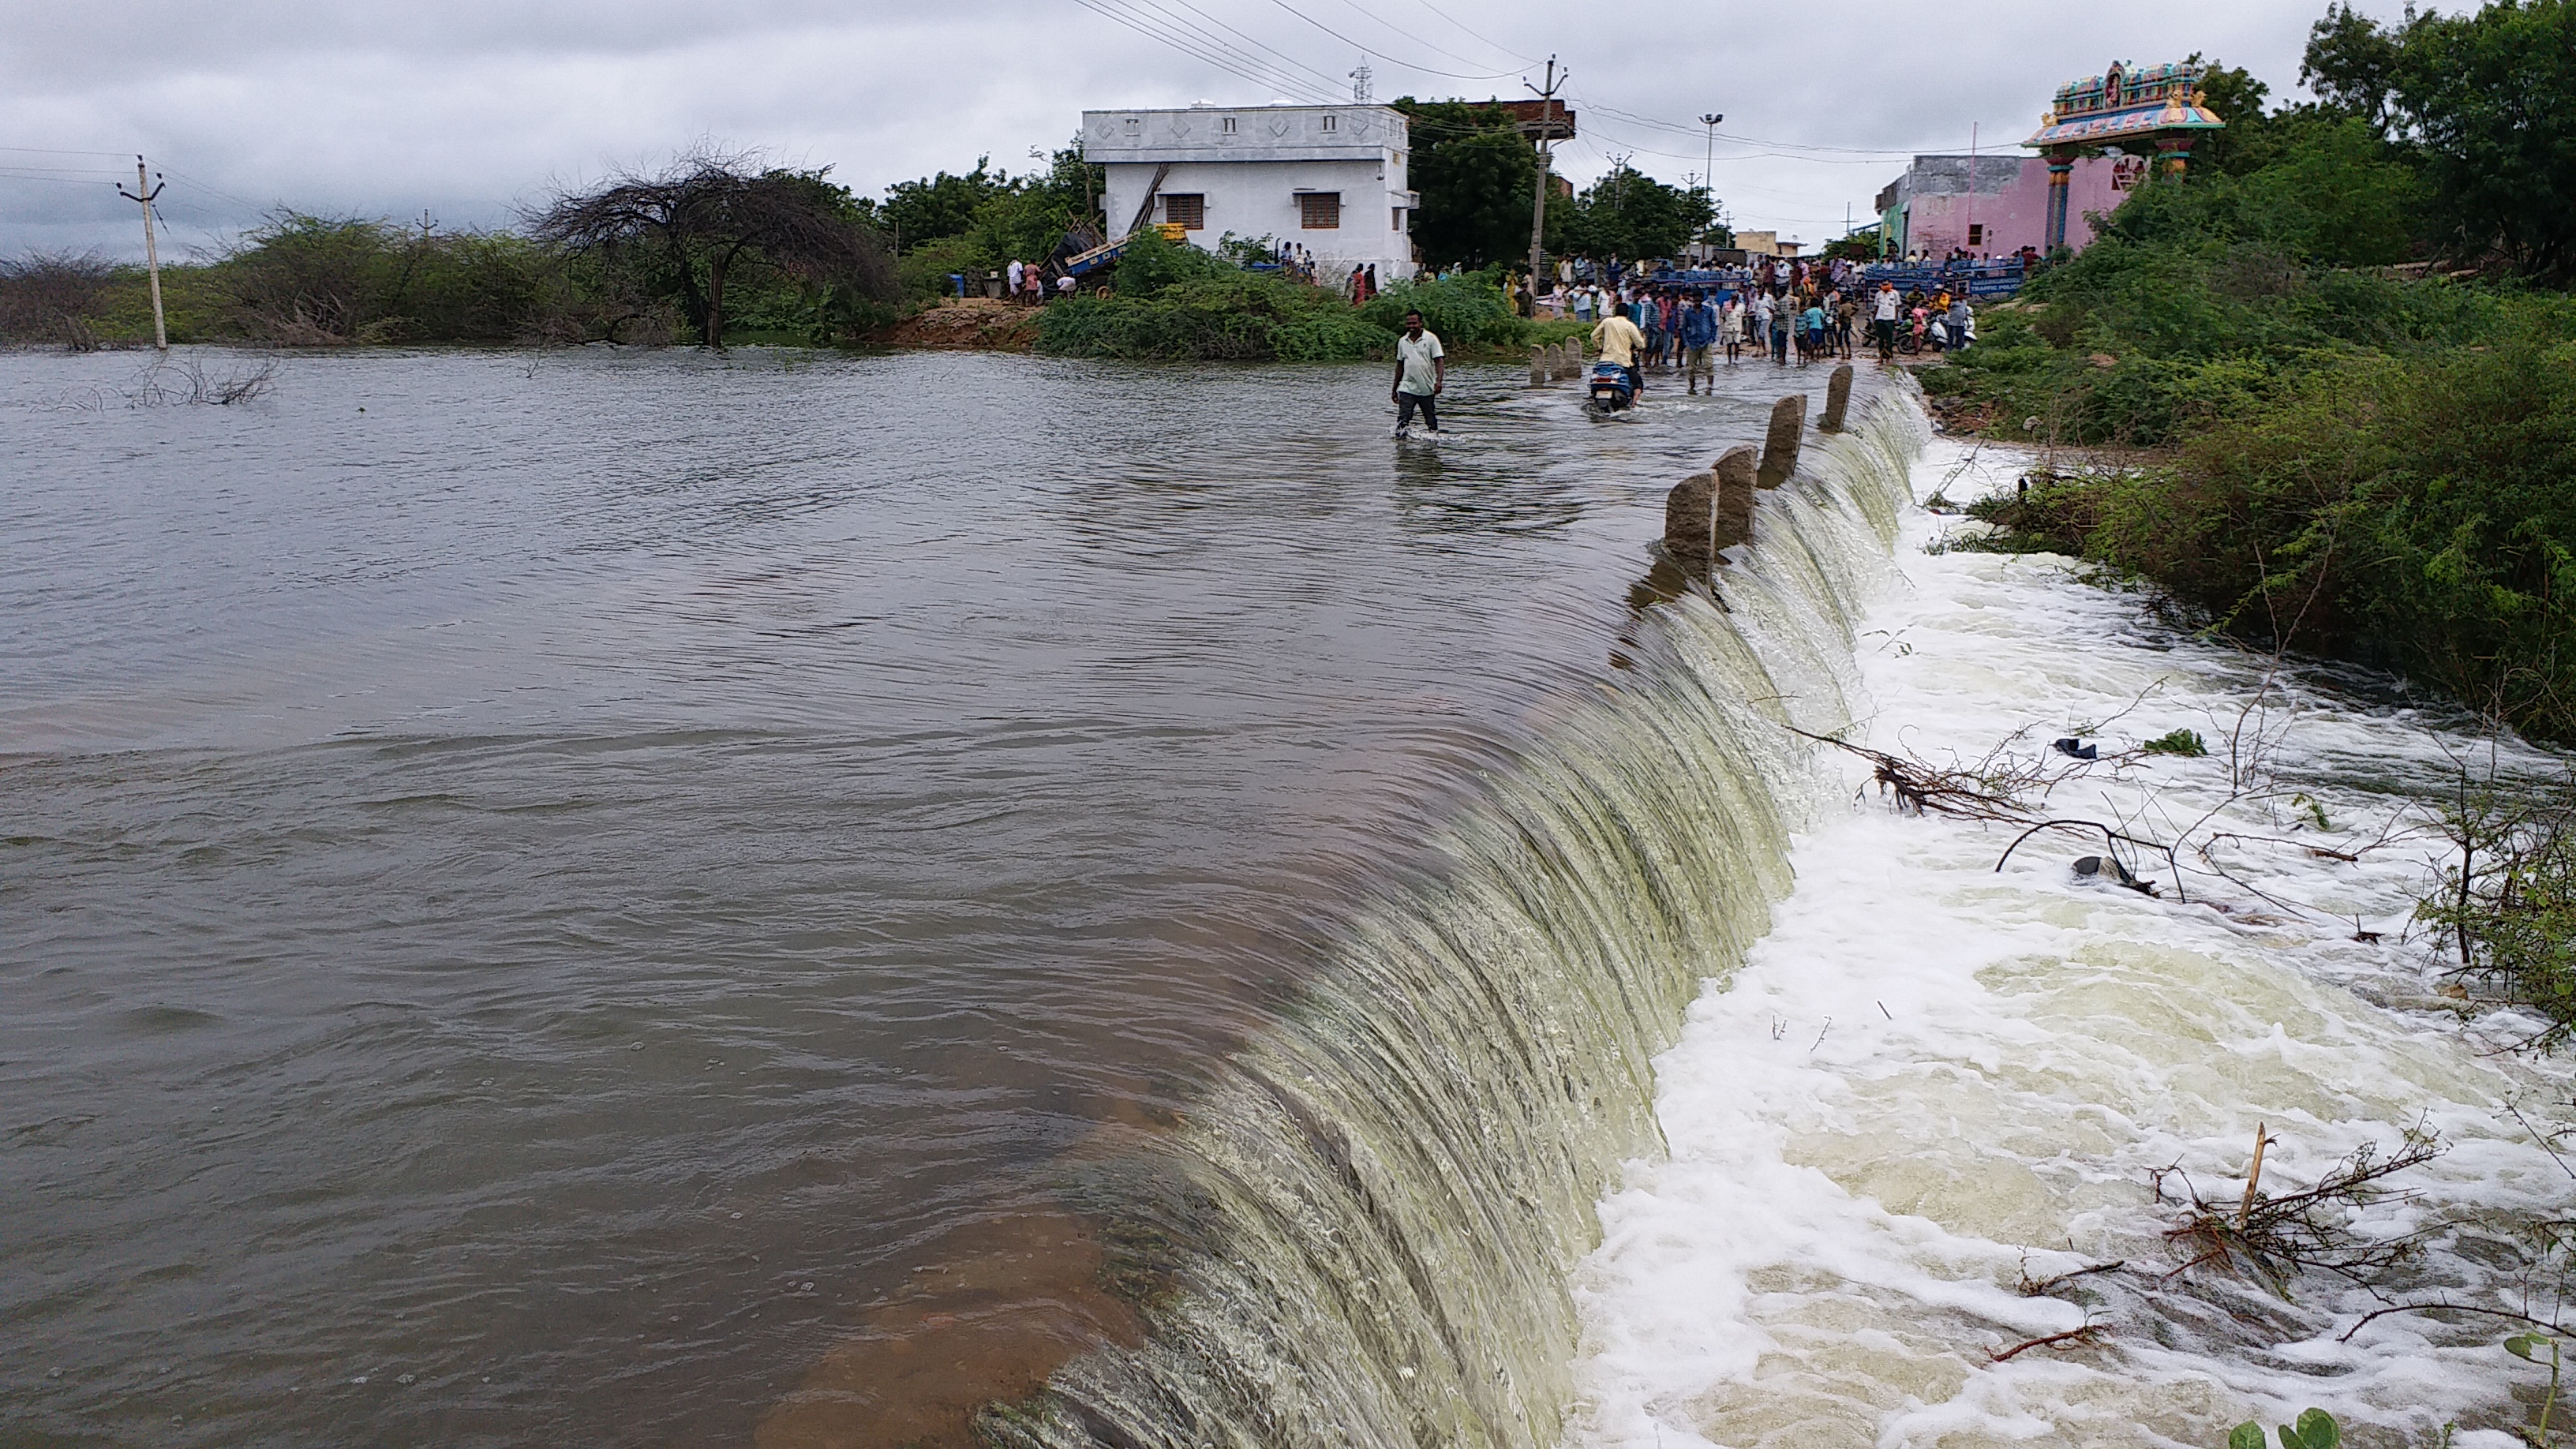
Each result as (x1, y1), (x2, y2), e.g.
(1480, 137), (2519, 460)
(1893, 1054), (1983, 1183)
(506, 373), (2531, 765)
(2, 344), (1859, 1447)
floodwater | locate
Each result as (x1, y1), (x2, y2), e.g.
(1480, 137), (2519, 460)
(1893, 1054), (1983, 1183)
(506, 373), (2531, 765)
(1565, 442), (2576, 1449)
(1, 344), (1859, 1447)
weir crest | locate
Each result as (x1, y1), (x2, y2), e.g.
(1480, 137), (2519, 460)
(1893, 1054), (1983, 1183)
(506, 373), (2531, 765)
(981, 386), (1932, 1449)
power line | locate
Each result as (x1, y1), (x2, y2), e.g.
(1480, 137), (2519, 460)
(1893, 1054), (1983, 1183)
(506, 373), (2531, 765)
(1102, 0), (1344, 100)
(0, 144), (133, 159)
(1070, 0), (1342, 103)
(1251, 0), (1521, 81)
(1308, 0), (1519, 78)
(1139, 0), (1350, 96)
(1391, 0), (1540, 68)
(160, 169), (268, 212)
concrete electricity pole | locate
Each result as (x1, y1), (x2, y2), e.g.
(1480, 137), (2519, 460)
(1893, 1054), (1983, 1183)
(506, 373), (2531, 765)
(1525, 56), (1564, 293)
(115, 156), (169, 350)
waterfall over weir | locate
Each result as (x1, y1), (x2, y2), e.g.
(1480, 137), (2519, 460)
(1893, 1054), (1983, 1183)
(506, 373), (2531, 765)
(979, 392), (1932, 1449)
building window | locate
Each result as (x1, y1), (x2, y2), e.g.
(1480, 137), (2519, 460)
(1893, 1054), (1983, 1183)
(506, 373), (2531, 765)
(1392, 207), (1405, 233)
(1321, 114), (1338, 133)
(1298, 193), (1342, 230)
(1163, 193), (1206, 230)
(1967, 223), (1985, 246)
(1221, 116), (1237, 134)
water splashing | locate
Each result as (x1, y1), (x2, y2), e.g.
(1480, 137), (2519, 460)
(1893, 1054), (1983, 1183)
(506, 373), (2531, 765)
(973, 393), (1930, 1449)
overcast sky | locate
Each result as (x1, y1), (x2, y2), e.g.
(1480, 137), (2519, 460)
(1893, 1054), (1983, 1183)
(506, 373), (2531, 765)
(2, 0), (2415, 261)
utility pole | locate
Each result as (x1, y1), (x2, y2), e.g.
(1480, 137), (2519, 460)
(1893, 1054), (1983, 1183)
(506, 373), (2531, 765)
(1525, 55), (1564, 294)
(1699, 112), (1724, 261)
(116, 155), (168, 350)
(1966, 122), (1979, 258)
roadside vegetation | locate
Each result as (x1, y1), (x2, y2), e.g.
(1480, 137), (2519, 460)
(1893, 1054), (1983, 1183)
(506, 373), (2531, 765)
(1925, 0), (2576, 744)
(0, 124), (1566, 360)
(1032, 227), (1532, 362)
(0, 152), (902, 350)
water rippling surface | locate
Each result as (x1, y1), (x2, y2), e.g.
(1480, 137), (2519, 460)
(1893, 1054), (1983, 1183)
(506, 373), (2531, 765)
(1, 346), (1866, 1447)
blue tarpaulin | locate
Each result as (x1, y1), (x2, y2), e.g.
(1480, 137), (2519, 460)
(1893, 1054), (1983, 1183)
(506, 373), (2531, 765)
(1861, 261), (2027, 298)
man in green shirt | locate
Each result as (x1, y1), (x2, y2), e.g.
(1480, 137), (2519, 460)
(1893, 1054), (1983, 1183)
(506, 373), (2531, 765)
(1392, 309), (1446, 436)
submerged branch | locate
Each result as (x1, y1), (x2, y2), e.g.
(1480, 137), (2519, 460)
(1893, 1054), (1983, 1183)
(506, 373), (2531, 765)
(1990, 1322), (2110, 1361)
(2154, 1125), (2447, 1298)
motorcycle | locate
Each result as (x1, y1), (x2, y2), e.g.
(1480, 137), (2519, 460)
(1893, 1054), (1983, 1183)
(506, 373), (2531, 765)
(1585, 360), (1637, 414)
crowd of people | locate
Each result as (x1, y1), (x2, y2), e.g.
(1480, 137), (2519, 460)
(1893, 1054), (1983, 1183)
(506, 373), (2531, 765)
(1565, 254), (1980, 397)
(989, 236), (1986, 376)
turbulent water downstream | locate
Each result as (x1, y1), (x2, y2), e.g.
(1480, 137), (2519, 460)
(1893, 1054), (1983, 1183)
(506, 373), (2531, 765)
(5, 347), (2564, 1449)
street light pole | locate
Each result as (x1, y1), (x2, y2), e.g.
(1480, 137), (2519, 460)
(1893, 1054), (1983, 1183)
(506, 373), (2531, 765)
(1698, 112), (1724, 260)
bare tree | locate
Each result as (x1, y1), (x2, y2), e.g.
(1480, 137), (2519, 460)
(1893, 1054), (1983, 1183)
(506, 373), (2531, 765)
(531, 150), (895, 350)
(0, 250), (116, 350)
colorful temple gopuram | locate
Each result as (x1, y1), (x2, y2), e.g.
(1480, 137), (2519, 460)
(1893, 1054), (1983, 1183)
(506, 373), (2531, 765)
(2024, 61), (2226, 253)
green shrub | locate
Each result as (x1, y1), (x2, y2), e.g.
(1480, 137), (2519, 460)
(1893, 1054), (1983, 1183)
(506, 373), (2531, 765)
(1360, 271), (1529, 349)
(1035, 271), (1383, 362)
(896, 234), (983, 304)
(1111, 227), (1233, 298)
(2144, 728), (2209, 756)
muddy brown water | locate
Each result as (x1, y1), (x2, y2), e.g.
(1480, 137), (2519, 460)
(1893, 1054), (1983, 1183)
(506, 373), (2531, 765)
(2, 346), (1872, 1447)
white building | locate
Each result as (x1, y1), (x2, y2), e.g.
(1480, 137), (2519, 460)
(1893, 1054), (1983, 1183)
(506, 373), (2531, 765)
(1080, 103), (1419, 279)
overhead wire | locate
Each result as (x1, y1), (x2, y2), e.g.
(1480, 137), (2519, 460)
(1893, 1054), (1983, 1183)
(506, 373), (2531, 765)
(1250, 0), (1522, 82)
(1116, 0), (1346, 102)
(1306, 0), (1522, 77)
(1391, 0), (1541, 68)
(161, 169), (269, 212)
(0, 145), (136, 159)
(1071, 0), (1343, 103)
(1136, 0), (1351, 97)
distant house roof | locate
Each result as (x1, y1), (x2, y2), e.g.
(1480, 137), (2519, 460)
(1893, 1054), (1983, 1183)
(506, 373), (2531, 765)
(1481, 99), (1575, 140)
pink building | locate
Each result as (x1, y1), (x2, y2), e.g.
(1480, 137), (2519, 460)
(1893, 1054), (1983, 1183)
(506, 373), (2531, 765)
(1874, 152), (2149, 259)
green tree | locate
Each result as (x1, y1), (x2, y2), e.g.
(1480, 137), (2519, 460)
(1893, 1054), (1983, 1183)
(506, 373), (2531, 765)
(1393, 99), (1548, 268)
(2301, 0), (2576, 280)
(878, 158), (1013, 250)
(2182, 58), (2277, 176)
(1556, 163), (1714, 260)
(2232, 118), (2420, 264)
(2302, 2), (2409, 129)
(534, 154), (894, 348)
(2390, 0), (2576, 281)
(967, 140), (1107, 267)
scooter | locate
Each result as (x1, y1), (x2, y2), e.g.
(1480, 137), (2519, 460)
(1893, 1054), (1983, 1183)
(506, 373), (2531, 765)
(1585, 360), (1636, 414)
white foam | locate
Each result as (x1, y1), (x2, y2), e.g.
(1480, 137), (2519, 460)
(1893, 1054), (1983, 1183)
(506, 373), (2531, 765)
(1564, 438), (2571, 1449)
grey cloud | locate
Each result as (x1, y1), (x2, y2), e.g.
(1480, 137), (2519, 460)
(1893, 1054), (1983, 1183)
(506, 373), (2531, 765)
(0, 0), (2416, 260)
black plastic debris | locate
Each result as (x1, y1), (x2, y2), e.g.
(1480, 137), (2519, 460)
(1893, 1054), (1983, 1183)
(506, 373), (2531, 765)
(2072, 854), (2157, 895)
(2052, 737), (2099, 761)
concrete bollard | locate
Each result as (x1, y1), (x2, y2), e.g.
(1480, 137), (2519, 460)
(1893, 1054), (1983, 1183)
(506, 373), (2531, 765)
(1819, 363), (1854, 432)
(1756, 394), (1808, 489)
(1530, 344), (1549, 386)
(1663, 471), (1717, 581)
(1561, 338), (1583, 380)
(1713, 446), (1758, 549)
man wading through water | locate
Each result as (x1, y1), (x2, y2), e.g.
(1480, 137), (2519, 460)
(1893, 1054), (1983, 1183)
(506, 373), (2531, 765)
(1392, 309), (1446, 437)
